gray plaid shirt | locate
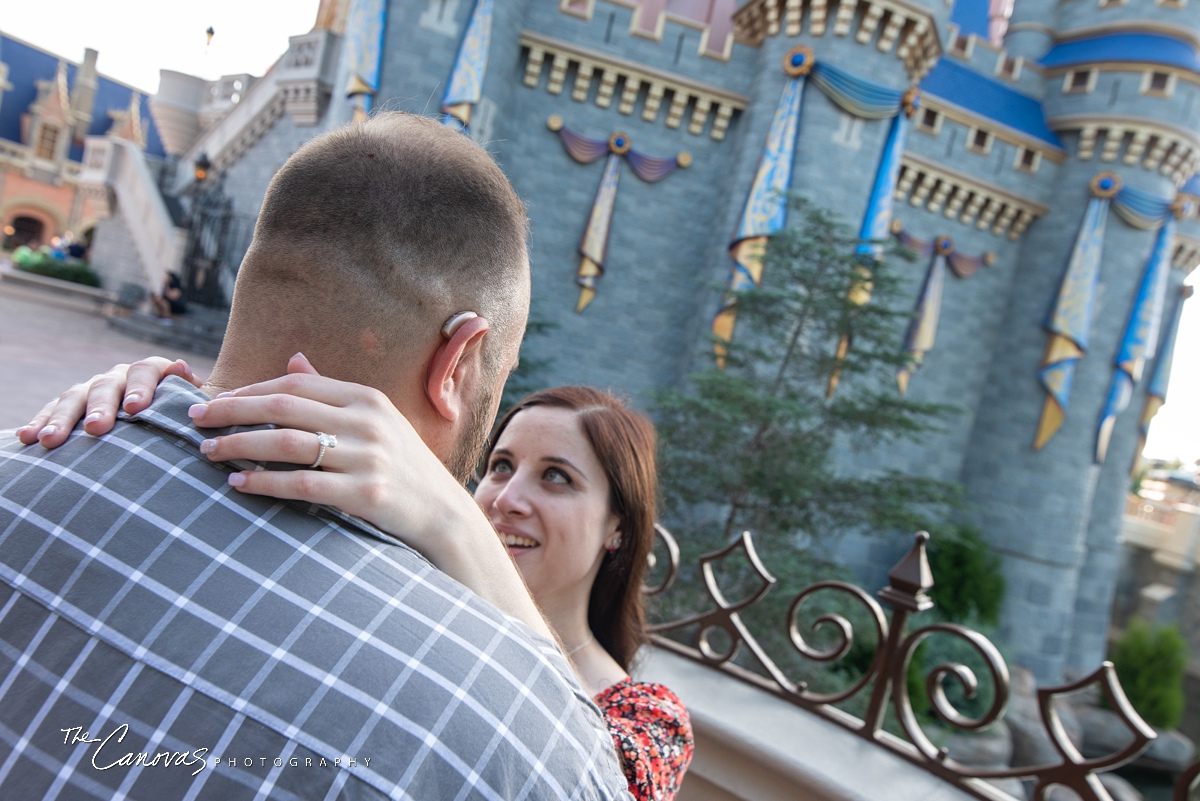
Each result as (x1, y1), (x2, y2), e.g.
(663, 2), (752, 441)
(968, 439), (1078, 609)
(0, 378), (632, 800)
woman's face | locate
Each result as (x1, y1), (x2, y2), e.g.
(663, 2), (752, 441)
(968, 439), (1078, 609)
(474, 406), (620, 610)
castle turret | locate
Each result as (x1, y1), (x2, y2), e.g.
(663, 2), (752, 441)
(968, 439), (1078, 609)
(149, 70), (207, 157)
(68, 48), (97, 143)
(960, 0), (1200, 682)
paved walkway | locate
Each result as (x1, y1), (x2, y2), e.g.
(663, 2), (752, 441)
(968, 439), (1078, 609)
(0, 279), (217, 432)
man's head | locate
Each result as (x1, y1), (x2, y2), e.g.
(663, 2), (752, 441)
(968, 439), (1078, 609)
(211, 113), (530, 480)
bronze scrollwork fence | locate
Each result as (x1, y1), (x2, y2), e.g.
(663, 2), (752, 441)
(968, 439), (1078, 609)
(645, 528), (1196, 801)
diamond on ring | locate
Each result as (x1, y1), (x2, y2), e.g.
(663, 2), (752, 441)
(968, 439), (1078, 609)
(310, 432), (338, 469)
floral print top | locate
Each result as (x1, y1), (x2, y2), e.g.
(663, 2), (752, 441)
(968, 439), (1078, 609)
(595, 678), (694, 800)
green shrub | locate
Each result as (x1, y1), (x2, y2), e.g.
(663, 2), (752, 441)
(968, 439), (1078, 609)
(1111, 617), (1187, 729)
(17, 252), (101, 288)
(927, 524), (1005, 625)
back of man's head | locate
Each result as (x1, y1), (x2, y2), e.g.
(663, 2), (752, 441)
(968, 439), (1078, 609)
(214, 112), (530, 407)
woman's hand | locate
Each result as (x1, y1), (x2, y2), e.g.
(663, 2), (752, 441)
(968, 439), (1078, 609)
(17, 357), (202, 447)
(193, 355), (551, 640)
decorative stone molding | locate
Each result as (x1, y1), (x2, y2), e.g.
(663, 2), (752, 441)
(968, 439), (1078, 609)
(1055, 115), (1199, 185)
(210, 94), (287, 172)
(277, 31), (335, 127)
(0, 139), (27, 169)
(732, 0), (942, 80)
(520, 31), (747, 141)
(895, 152), (1047, 239)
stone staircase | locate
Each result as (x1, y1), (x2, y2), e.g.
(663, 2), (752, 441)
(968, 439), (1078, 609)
(107, 305), (228, 358)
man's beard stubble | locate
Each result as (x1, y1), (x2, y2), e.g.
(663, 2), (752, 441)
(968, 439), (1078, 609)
(445, 383), (498, 485)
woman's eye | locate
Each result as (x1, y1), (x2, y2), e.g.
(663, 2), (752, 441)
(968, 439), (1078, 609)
(544, 467), (571, 485)
(489, 458), (513, 476)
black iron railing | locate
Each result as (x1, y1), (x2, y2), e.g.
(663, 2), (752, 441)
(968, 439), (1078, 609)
(646, 528), (1197, 801)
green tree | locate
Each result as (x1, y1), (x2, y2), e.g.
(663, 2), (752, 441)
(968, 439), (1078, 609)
(654, 197), (959, 546)
(1111, 617), (1187, 729)
(926, 524), (1006, 626)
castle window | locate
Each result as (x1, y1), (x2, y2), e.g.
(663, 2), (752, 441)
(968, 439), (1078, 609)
(1015, 147), (1041, 173)
(917, 107), (943, 135)
(34, 125), (60, 161)
(1141, 70), (1176, 97)
(1064, 69), (1096, 94)
(968, 127), (994, 155)
(950, 33), (974, 58)
(997, 54), (1022, 81)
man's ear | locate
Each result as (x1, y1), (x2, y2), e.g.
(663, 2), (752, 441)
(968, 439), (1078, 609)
(425, 316), (490, 422)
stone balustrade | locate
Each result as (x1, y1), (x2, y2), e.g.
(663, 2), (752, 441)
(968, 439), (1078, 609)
(733, 0), (942, 79)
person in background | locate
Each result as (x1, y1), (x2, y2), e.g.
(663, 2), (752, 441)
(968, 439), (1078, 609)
(151, 270), (188, 320)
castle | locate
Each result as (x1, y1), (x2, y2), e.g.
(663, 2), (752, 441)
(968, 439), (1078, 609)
(2, 0), (1197, 686)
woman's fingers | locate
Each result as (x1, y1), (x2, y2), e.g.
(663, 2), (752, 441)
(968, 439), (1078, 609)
(188, 393), (349, 438)
(20, 373), (112, 448)
(15, 356), (201, 448)
(16, 396), (65, 446)
(123, 358), (199, 414)
(221, 370), (381, 409)
(286, 352), (320, 376)
(200, 427), (333, 468)
(225, 467), (356, 510)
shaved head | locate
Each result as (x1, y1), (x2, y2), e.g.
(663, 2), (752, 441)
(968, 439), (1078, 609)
(215, 112), (530, 407)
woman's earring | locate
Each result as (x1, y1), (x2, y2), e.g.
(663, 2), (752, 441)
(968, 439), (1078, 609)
(606, 538), (621, 554)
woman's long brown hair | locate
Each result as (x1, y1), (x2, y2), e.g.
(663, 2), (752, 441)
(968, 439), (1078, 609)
(484, 386), (658, 671)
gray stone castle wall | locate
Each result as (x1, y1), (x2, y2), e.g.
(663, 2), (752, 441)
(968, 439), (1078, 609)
(178, 0), (1200, 686)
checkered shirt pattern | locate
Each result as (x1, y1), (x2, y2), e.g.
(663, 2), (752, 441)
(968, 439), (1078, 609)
(0, 378), (632, 800)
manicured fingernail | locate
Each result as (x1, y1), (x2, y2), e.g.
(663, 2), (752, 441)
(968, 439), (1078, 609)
(292, 352), (306, 360)
(188, 404), (207, 419)
(124, 392), (140, 406)
(176, 359), (190, 371)
(84, 412), (102, 424)
(38, 425), (58, 439)
(227, 473), (246, 488)
(200, 439), (217, 454)
(216, 392), (235, 399)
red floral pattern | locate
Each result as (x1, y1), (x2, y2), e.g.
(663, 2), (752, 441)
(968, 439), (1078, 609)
(595, 678), (694, 800)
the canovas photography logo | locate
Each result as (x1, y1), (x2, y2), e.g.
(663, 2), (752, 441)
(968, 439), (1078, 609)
(61, 725), (210, 777)
(61, 724), (374, 776)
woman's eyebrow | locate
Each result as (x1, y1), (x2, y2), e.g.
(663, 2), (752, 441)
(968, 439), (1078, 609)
(542, 456), (584, 476)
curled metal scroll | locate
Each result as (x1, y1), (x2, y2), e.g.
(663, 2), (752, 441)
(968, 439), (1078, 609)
(648, 528), (1172, 801)
(891, 622), (1010, 757)
(642, 523), (680, 596)
(786, 581), (888, 705)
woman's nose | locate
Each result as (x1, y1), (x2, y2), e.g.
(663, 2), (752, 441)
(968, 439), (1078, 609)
(492, 473), (532, 517)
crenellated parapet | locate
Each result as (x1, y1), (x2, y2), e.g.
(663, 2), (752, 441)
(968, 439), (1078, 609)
(895, 153), (1046, 239)
(519, 31), (747, 140)
(732, 0), (942, 79)
(1039, 30), (1200, 185)
(1057, 117), (1200, 186)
